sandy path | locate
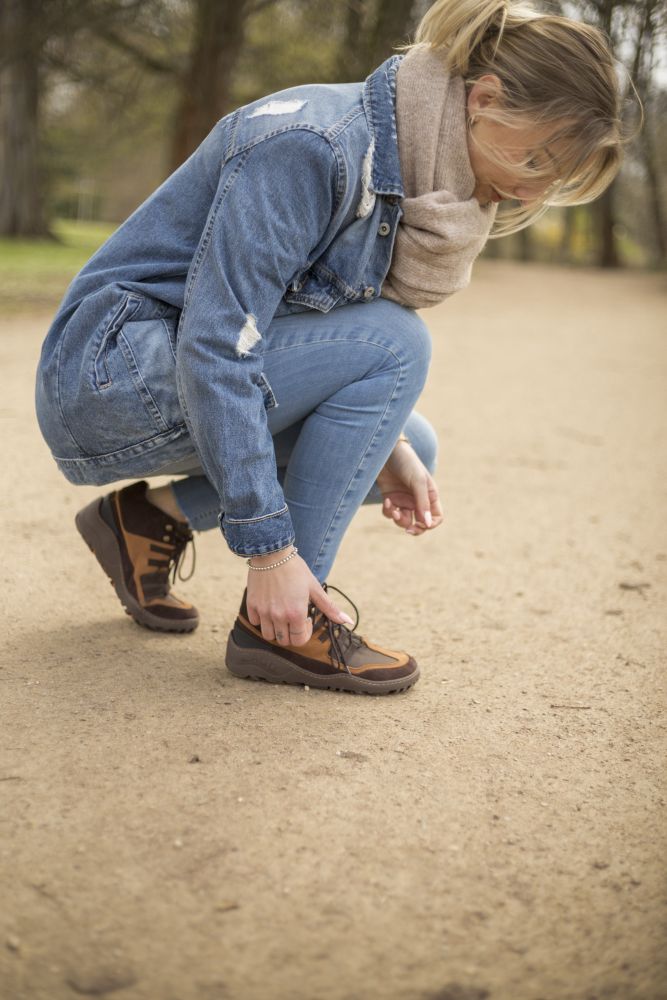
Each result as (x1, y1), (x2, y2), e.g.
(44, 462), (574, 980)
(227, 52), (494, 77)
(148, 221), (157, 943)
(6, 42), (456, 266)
(1, 262), (666, 1000)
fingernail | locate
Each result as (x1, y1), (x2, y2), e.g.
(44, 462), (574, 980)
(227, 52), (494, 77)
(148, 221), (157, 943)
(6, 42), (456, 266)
(392, 509), (400, 520)
(340, 613), (354, 625)
(383, 498), (391, 508)
(424, 511), (433, 527)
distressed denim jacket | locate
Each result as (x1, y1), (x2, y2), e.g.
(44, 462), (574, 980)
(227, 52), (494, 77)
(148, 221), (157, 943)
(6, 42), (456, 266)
(36, 55), (407, 556)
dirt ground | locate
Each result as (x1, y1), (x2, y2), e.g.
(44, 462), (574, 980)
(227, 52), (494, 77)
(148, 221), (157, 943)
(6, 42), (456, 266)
(1, 261), (666, 1000)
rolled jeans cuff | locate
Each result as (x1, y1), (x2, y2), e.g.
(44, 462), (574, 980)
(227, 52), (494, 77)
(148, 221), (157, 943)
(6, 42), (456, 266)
(219, 506), (296, 557)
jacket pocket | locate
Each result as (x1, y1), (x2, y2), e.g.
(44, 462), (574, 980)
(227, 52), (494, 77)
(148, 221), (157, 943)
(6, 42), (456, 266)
(118, 313), (182, 431)
(66, 295), (185, 457)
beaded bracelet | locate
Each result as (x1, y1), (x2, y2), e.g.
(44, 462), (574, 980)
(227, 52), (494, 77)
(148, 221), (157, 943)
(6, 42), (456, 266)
(247, 546), (298, 571)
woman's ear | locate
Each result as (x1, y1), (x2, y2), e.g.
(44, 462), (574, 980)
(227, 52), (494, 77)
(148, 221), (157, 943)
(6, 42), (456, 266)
(467, 74), (503, 116)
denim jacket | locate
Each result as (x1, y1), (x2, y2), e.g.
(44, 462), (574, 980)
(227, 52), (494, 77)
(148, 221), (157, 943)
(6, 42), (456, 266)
(36, 55), (407, 556)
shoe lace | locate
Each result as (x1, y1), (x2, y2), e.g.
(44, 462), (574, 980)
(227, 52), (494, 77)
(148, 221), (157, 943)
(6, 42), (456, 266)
(150, 523), (196, 594)
(310, 584), (363, 675)
(169, 524), (196, 585)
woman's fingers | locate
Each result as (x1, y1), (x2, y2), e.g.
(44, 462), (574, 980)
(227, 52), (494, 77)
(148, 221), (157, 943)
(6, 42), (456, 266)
(288, 615), (313, 645)
(245, 557), (325, 648)
(259, 614), (277, 642)
(310, 581), (354, 627)
(413, 475), (434, 529)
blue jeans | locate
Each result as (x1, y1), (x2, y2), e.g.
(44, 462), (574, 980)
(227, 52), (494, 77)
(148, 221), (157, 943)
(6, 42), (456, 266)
(39, 296), (436, 582)
(156, 299), (434, 581)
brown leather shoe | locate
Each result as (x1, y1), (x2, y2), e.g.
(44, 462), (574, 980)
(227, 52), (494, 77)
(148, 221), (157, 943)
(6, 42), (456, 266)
(225, 587), (419, 694)
(75, 481), (198, 632)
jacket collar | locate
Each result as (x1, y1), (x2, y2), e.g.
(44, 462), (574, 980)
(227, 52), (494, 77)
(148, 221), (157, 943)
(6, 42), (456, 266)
(362, 54), (405, 198)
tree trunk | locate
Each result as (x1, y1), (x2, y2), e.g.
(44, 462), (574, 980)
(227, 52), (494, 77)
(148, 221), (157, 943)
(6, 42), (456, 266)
(641, 122), (667, 266)
(170, 0), (250, 170)
(335, 1), (367, 82)
(366, 0), (416, 68)
(0, 0), (49, 236)
(558, 208), (576, 265)
(336, 0), (416, 83)
(595, 184), (619, 268)
(516, 226), (532, 262)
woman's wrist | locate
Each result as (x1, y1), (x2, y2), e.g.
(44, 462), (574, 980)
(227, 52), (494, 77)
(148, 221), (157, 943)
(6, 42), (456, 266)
(247, 545), (296, 569)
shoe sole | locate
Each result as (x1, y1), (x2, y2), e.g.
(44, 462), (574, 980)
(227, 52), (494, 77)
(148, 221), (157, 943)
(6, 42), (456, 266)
(225, 631), (419, 695)
(75, 498), (198, 634)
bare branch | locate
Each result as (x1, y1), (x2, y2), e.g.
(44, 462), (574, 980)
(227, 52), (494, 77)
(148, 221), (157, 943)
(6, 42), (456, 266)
(92, 26), (175, 76)
(246, 0), (284, 16)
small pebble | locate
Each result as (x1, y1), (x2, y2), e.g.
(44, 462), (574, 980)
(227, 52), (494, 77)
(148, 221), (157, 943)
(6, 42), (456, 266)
(66, 968), (137, 996)
(173, 839), (183, 848)
(215, 901), (240, 913)
(304, 685), (310, 692)
(6, 935), (20, 952)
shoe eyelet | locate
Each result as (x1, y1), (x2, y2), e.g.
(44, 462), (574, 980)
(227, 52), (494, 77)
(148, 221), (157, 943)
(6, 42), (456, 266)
(163, 534), (171, 542)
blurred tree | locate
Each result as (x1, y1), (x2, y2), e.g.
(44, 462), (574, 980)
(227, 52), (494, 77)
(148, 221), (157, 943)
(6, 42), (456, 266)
(631, 0), (666, 264)
(557, 0), (664, 267)
(99, 0), (298, 170)
(336, 0), (418, 81)
(0, 0), (173, 236)
(0, 0), (48, 235)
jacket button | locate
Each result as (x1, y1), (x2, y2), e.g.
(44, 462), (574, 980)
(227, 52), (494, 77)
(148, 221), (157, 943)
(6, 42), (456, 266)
(378, 222), (391, 237)
(363, 286), (375, 299)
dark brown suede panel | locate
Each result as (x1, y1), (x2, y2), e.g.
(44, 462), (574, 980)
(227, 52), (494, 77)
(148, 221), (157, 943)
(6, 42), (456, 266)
(232, 617), (415, 680)
(232, 621), (341, 676)
(106, 494), (140, 601)
(145, 601), (197, 619)
(118, 481), (191, 542)
(106, 483), (196, 620)
(352, 656), (418, 681)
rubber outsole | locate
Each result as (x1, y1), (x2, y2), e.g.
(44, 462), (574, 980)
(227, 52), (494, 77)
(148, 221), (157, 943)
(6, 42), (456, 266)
(75, 498), (198, 634)
(225, 631), (419, 695)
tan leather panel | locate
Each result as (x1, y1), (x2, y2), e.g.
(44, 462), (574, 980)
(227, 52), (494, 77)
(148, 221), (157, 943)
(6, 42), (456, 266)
(238, 612), (408, 670)
(114, 494), (192, 608)
(238, 612), (335, 665)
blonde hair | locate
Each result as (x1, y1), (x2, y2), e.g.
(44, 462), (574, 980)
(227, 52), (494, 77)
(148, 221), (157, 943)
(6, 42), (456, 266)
(408, 0), (631, 236)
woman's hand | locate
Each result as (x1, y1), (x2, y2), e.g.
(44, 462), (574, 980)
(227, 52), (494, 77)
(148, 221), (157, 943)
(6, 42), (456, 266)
(245, 548), (353, 648)
(376, 439), (443, 536)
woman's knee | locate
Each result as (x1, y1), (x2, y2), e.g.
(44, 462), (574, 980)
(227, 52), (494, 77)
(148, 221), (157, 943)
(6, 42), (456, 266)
(370, 300), (432, 387)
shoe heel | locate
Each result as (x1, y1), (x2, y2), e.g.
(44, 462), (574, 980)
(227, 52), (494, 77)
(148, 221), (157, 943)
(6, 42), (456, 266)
(225, 631), (293, 684)
(75, 498), (121, 579)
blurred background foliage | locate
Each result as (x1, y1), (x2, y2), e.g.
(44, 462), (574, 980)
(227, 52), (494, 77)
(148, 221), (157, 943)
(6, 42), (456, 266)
(0, 0), (665, 299)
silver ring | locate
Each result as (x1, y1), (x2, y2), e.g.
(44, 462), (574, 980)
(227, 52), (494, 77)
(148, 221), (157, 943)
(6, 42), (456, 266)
(275, 632), (284, 640)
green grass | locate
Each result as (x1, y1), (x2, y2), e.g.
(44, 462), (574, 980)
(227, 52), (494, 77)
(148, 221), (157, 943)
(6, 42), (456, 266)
(0, 219), (116, 311)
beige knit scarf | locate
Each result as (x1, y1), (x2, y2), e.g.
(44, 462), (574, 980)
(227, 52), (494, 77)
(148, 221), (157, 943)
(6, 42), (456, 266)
(381, 45), (496, 309)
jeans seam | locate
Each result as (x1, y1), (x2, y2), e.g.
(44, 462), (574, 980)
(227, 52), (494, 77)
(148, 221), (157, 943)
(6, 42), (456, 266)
(309, 359), (404, 578)
(262, 335), (405, 367)
(54, 325), (85, 454)
(226, 504), (289, 524)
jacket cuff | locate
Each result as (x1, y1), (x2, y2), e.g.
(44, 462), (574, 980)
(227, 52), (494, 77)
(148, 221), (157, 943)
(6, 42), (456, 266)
(219, 505), (296, 557)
